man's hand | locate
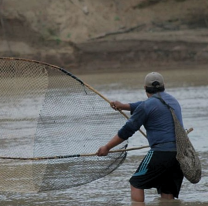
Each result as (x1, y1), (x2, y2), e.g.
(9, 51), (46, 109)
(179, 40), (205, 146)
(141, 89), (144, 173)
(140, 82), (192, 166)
(96, 134), (124, 156)
(110, 101), (123, 110)
(110, 101), (131, 111)
(96, 145), (110, 156)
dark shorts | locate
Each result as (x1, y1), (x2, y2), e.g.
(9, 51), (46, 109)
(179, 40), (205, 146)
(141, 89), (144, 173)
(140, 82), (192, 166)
(129, 150), (184, 198)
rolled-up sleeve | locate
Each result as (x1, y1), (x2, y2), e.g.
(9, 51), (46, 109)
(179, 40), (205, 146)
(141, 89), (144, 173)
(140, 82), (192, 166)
(118, 102), (146, 140)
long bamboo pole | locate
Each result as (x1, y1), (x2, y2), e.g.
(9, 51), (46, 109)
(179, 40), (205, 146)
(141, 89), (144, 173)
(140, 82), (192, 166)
(0, 128), (193, 161)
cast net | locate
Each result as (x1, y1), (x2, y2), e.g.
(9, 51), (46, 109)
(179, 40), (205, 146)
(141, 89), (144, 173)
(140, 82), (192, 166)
(0, 57), (128, 193)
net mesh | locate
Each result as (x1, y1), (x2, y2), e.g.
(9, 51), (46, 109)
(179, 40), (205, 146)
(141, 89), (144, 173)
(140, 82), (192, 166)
(0, 57), (128, 193)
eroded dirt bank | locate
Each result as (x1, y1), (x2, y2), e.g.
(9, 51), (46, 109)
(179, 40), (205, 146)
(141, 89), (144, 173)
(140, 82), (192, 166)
(76, 37), (208, 73)
(0, 0), (208, 73)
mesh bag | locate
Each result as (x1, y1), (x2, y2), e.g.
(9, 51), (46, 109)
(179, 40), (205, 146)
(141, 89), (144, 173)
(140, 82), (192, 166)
(0, 57), (128, 193)
(170, 108), (201, 184)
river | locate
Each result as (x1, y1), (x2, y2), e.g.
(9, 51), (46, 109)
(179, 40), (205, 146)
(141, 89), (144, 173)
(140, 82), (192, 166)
(0, 67), (207, 206)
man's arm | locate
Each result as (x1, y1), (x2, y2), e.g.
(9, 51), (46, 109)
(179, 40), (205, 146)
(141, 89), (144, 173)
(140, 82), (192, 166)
(96, 134), (124, 156)
(110, 101), (131, 111)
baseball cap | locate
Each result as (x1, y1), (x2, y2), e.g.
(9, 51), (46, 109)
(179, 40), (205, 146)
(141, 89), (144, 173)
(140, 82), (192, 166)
(144, 72), (164, 88)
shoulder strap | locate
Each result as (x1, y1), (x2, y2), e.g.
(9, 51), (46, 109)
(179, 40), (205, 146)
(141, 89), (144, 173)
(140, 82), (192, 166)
(152, 93), (173, 110)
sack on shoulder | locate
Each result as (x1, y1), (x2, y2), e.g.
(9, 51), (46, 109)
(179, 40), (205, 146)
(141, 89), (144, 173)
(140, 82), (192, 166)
(170, 108), (202, 184)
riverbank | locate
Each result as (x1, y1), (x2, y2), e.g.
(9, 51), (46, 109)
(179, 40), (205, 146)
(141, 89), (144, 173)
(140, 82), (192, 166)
(1, 0), (208, 74)
(76, 30), (208, 74)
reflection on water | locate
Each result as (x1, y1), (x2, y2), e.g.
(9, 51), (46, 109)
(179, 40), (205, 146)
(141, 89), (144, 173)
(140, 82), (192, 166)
(0, 68), (208, 206)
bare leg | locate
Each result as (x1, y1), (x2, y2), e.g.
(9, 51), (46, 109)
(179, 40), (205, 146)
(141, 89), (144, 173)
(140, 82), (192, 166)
(131, 185), (145, 202)
(131, 201), (146, 206)
(161, 193), (174, 200)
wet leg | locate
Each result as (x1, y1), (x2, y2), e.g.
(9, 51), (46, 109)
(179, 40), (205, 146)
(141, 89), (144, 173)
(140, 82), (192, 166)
(131, 185), (145, 202)
(161, 193), (174, 200)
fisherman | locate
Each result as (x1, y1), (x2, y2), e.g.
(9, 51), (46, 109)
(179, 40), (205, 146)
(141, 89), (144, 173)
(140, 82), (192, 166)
(96, 72), (184, 202)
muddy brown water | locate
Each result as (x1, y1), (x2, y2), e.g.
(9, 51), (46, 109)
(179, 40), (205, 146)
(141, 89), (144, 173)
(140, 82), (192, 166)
(0, 67), (208, 206)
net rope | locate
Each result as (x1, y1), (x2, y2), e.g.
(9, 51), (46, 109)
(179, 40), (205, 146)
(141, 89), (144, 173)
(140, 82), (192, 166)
(0, 57), (128, 193)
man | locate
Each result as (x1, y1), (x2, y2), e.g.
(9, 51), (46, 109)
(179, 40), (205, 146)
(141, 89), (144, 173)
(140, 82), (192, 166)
(96, 72), (184, 202)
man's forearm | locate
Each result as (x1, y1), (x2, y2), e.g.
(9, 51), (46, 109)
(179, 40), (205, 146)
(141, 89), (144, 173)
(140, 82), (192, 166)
(105, 134), (124, 150)
(96, 134), (124, 156)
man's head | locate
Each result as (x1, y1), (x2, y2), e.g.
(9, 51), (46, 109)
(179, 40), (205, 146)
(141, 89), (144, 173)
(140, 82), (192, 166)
(144, 72), (165, 94)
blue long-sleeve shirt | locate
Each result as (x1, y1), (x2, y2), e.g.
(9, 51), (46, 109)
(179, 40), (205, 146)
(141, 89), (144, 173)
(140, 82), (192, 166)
(118, 92), (183, 151)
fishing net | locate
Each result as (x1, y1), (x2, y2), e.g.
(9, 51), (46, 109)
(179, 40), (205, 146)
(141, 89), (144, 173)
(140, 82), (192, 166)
(0, 57), (128, 193)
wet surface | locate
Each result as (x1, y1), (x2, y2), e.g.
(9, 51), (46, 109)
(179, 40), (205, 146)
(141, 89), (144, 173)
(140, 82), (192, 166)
(0, 68), (208, 205)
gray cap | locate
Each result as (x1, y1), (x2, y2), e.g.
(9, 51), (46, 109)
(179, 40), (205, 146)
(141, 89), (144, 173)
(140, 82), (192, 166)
(144, 72), (164, 87)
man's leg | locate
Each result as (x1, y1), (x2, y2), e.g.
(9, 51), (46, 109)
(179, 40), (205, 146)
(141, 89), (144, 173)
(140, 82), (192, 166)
(161, 193), (174, 200)
(131, 201), (145, 206)
(131, 185), (145, 202)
